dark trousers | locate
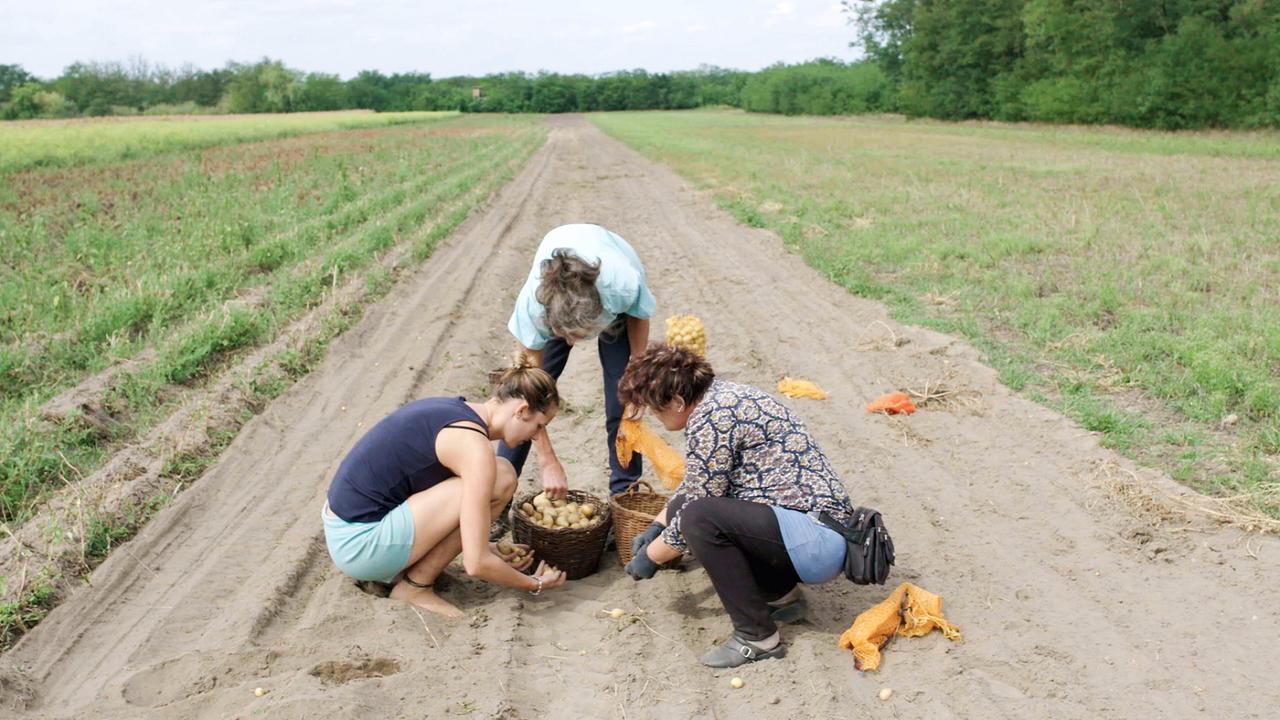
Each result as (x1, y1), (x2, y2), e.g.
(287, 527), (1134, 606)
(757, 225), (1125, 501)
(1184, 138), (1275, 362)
(670, 494), (800, 641)
(497, 323), (642, 495)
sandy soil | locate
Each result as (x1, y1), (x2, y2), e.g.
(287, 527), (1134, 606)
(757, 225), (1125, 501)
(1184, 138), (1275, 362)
(2, 115), (1277, 720)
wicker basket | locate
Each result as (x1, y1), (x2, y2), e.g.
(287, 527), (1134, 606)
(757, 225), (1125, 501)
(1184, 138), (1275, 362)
(510, 489), (612, 580)
(609, 481), (671, 567)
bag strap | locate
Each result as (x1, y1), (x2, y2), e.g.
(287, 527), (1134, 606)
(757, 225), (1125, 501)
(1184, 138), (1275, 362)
(818, 510), (869, 543)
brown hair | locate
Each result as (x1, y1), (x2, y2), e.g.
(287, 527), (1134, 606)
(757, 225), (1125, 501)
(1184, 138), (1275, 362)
(535, 249), (604, 342)
(617, 343), (715, 417)
(490, 351), (560, 414)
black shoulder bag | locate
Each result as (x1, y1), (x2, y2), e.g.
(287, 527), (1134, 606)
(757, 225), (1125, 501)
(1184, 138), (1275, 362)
(819, 506), (895, 585)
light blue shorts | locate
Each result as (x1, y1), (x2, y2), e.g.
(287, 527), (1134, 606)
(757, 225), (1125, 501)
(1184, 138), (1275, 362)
(323, 502), (415, 584)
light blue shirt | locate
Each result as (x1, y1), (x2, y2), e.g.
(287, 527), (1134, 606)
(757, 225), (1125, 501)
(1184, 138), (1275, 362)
(772, 506), (847, 584)
(508, 224), (657, 350)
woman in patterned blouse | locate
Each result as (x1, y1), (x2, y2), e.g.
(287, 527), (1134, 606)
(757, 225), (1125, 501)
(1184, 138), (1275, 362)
(616, 344), (856, 668)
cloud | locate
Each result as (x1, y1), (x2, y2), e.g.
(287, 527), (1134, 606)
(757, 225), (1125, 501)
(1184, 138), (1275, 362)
(814, 2), (848, 28)
(764, 2), (796, 27)
(7, 1), (860, 79)
(621, 20), (657, 34)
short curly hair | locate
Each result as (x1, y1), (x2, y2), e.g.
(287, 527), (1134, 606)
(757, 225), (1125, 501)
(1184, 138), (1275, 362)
(617, 343), (715, 417)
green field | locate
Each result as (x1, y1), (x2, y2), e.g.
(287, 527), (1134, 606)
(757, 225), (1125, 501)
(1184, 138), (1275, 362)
(0, 110), (458, 172)
(0, 113), (544, 525)
(592, 109), (1280, 508)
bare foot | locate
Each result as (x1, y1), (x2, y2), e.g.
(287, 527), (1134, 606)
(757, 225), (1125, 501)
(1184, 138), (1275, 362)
(390, 581), (464, 618)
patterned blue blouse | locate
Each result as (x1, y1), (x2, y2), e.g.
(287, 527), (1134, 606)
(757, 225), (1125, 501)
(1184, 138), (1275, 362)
(662, 379), (856, 553)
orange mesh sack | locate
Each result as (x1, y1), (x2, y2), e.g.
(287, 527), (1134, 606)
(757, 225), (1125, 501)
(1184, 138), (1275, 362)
(837, 582), (962, 671)
(777, 377), (828, 400)
(616, 417), (686, 490)
(866, 391), (916, 415)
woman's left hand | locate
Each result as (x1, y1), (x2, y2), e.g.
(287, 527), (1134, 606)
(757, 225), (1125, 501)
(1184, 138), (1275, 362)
(492, 540), (534, 571)
(624, 547), (660, 581)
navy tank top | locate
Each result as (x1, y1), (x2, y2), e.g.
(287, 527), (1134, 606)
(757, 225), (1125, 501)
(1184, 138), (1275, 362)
(326, 397), (489, 523)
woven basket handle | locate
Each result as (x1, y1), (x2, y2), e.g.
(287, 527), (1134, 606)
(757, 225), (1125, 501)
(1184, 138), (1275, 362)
(621, 480), (654, 495)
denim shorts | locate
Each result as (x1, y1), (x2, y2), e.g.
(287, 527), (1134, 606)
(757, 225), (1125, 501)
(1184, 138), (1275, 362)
(322, 502), (415, 584)
(771, 506), (847, 584)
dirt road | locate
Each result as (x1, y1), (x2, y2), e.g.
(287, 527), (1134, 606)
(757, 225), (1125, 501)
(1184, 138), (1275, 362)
(3, 116), (1276, 719)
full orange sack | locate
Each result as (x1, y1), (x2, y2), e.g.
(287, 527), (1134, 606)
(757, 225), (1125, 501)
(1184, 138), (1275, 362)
(837, 582), (962, 671)
(616, 417), (686, 490)
(866, 391), (916, 415)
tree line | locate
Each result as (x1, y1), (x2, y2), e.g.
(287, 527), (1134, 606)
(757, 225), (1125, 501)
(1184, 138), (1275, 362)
(850, 0), (1280, 129)
(0, 59), (749, 118)
(2, 1), (1276, 130)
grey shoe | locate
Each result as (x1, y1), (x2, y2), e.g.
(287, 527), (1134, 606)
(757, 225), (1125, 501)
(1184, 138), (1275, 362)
(767, 588), (808, 624)
(768, 598), (808, 624)
(699, 636), (786, 668)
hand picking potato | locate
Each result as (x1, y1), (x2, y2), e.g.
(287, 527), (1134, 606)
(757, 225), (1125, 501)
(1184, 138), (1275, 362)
(494, 540), (531, 569)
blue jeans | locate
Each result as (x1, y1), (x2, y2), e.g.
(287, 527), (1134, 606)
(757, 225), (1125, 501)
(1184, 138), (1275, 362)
(498, 323), (642, 495)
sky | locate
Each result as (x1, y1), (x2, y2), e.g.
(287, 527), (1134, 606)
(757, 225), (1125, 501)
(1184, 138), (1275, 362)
(3, 1), (862, 79)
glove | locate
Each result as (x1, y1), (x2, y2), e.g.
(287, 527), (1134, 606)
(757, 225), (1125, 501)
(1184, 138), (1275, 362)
(625, 546), (660, 581)
(631, 521), (665, 559)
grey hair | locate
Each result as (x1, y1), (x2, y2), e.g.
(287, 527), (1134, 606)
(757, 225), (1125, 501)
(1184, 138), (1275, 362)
(536, 249), (604, 342)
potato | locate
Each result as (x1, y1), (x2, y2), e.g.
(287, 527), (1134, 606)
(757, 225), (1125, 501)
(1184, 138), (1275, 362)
(497, 540), (513, 554)
(552, 499), (566, 509)
(555, 515), (570, 527)
(564, 502), (579, 515)
(566, 512), (582, 524)
(580, 504), (596, 519)
(521, 502), (536, 516)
